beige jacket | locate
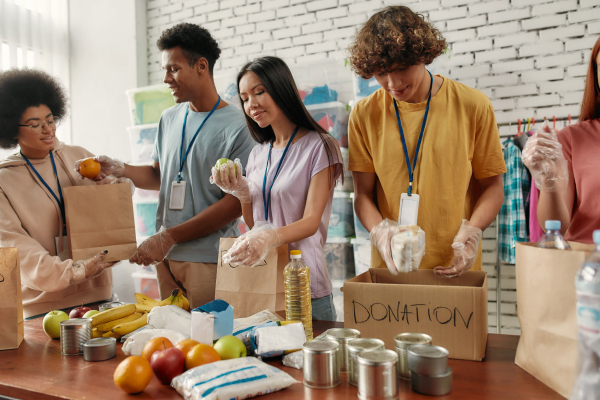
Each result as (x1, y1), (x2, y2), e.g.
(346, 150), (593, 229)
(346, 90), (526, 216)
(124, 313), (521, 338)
(0, 142), (112, 318)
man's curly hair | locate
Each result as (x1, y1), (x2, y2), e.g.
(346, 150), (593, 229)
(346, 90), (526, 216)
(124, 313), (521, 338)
(348, 6), (447, 79)
(157, 23), (221, 74)
(0, 69), (68, 149)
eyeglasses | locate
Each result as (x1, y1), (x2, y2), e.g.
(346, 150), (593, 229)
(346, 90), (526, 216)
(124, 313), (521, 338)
(18, 119), (59, 134)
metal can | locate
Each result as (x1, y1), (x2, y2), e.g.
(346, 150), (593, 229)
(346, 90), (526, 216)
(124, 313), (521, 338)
(60, 318), (92, 356)
(325, 328), (360, 373)
(347, 338), (385, 387)
(99, 301), (125, 313)
(411, 367), (453, 396)
(394, 332), (432, 380)
(407, 344), (449, 376)
(303, 340), (341, 389)
(83, 338), (117, 361)
(357, 349), (399, 400)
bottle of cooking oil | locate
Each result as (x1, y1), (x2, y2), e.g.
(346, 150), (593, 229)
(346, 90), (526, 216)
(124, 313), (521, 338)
(284, 250), (313, 341)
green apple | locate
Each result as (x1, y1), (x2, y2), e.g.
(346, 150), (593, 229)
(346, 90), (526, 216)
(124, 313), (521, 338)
(213, 335), (247, 360)
(215, 158), (236, 175)
(43, 310), (69, 339)
(82, 310), (99, 318)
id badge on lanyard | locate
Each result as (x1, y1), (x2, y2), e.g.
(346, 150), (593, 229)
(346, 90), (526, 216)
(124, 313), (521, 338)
(399, 193), (420, 226)
(169, 181), (186, 210)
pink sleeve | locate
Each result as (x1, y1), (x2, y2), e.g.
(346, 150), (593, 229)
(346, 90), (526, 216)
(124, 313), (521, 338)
(311, 134), (343, 181)
(557, 128), (573, 170)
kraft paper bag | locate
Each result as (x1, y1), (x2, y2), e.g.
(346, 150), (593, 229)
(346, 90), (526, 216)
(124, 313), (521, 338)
(515, 242), (594, 398)
(64, 183), (137, 262)
(0, 248), (24, 351)
(216, 238), (288, 319)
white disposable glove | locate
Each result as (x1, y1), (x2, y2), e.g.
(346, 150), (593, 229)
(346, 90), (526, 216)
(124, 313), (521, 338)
(210, 158), (252, 204)
(129, 227), (177, 266)
(522, 120), (569, 192)
(370, 219), (410, 274)
(69, 250), (119, 283)
(223, 221), (284, 267)
(434, 220), (482, 278)
(75, 155), (126, 181)
(95, 175), (136, 195)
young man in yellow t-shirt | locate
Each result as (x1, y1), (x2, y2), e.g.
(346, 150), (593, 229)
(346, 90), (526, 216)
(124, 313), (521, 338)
(347, 6), (506, 277)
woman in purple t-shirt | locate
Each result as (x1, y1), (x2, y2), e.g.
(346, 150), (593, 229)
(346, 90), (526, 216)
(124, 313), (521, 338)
(211, 56), (343, 321)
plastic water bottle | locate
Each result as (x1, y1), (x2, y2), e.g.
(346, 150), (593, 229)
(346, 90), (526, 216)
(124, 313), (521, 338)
(284, 250), (313, 341)
(571, 230), (600, 400)
(537, 220), (571, 250)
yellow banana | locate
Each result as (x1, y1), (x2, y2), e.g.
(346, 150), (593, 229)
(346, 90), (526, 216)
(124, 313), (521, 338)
(134, 293), (159, 306)
(135, 303), (157, 313)
(181, 294), (190, 311)
(111, 313), (148, 336)
(92, 328), (103, 338)
(90, 303), (137, 328)
(102, 331), (122, 339)
(96, 312), (143, 332)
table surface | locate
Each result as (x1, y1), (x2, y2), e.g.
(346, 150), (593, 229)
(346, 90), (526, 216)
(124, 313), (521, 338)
(0, 319), (563, 400)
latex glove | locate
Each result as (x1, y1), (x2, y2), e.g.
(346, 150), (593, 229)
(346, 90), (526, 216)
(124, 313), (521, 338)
(129, 227), (176, 266)
(369, 219), (410, 275)
(96, 175), (136, 195)
(69, 250), (119, 283)
(75, 155), (126, 181)
(434, 220), (482, 278)
(522, 120), (569, 192)
(223, 221), (284, 267)
(210, 158), (252, 204)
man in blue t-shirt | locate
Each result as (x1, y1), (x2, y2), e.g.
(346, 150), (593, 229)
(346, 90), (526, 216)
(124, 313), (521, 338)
(81, 24), (255, 308)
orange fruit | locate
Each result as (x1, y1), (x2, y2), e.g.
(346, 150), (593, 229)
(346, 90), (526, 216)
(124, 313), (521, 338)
(175, 339), (201, 360)
(79, 158), (101, 179)
(142, 337), (174, 362)
(185, 344), (221, 370)
(113, 356), (153, 394)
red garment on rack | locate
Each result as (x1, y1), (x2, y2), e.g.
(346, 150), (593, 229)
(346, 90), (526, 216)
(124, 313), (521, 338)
(529, 183), (543, 242)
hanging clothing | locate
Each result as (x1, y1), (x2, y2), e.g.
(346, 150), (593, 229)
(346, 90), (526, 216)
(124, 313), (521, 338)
(499, 140), (528, 263)
(529, 183), (544, 243)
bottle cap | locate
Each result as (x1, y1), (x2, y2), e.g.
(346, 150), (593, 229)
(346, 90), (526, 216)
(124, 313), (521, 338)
(593, 230), (600, 245)
(290, 250), (301, 259)
(545, 220), (561, 230)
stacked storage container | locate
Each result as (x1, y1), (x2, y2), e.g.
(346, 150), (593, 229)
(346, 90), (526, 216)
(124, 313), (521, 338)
(125, 84), (175, 300)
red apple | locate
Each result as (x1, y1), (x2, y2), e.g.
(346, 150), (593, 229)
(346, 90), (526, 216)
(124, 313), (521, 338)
(69, 301), (91, 319)
(150, 346), (185, 384)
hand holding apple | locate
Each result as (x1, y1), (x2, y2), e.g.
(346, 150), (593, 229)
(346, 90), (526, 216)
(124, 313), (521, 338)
(43, 309), (69, 339)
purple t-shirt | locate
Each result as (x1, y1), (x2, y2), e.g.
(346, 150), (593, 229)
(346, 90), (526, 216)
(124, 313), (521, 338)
(246, 131), (343, 298)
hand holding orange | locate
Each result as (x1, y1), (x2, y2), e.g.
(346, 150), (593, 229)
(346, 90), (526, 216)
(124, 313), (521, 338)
(79, 158), (101, 179)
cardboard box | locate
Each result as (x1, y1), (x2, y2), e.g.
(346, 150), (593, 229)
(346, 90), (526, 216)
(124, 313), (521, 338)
(343, 269), (488, 361)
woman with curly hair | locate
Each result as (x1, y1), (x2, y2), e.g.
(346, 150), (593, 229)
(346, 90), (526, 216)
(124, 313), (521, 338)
(347, 6), (506, 277)
(0, 69), (117, 319)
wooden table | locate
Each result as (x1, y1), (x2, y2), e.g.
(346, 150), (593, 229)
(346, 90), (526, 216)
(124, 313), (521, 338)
(0, 319), (562, 400)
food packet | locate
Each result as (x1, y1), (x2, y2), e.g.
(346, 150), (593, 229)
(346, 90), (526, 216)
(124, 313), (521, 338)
(391, 225), (426, 273)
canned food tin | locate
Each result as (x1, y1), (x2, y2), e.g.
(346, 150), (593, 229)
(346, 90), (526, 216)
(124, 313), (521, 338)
(99, 302), (125, 312)
(303, 340), (341, 389)
(394, 333), (432, 380)
(357, 349), (398, 400)
(347, 338), (385, 387)
(60, 318), (92, 356)
(83, 338), (117, 361)
(326, 328), (360, 373)
(407, 344), (449, 376)
(411, 367), (453, 396)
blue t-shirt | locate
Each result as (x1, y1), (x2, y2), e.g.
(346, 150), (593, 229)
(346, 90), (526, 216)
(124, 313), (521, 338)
(152, 102), (255, 263)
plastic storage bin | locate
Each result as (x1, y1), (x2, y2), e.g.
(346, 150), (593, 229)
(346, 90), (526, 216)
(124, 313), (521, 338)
(306, 102), (349, 147)
(353, 75), (381, 101)
(352, 238), (371, 276)
(349, 193), (369, 239)
(329, 191), (354, 237)
(128, 124), (158, 165)
(132, 271), (160, 300)
(325, 237), (355, 281)
(126, 84), (175, 126)
(335, 147), (354, 192)
(331, 280), (344, 322)
(289, 59), (355, 105)
(134, 200), (158, 237)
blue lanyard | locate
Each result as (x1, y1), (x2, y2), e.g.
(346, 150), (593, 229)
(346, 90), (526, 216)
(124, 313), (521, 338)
(262, 126), (300, 221)
(178, 96), (221, 183)
(393, 70), (433, 196)
(21, 150), (65, 222)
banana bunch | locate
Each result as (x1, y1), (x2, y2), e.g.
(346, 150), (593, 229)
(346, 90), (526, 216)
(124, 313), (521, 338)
(89, 303), (148, 339)
(134, 288), (189, 313)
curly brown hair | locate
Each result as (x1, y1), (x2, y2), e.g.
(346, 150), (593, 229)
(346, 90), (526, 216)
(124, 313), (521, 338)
(348, 6), (447, 79)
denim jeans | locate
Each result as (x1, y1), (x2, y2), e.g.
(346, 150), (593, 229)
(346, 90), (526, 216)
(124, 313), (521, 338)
(311, 293), (337, 321)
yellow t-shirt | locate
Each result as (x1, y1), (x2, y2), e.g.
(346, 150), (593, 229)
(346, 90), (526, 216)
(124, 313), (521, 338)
(348, 76), (506, 271)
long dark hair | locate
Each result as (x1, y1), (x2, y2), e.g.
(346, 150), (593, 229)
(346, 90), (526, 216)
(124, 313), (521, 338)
(236, 56), (342, 185)
(579, 36), (600, 122)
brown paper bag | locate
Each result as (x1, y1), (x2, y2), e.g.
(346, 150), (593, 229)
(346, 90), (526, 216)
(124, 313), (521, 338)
(515, 242), (595, 398)
(64, 183), (137, 262)
(215, 238), (288, 319)
(0, 248), (24, 351)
